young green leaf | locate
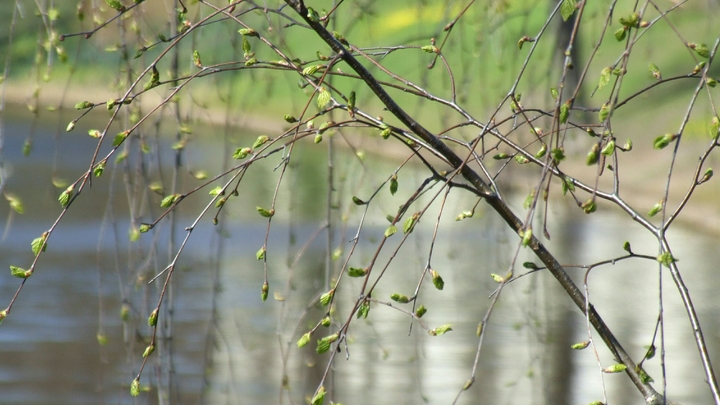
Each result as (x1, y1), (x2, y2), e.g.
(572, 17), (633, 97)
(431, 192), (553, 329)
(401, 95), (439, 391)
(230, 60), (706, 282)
(648, 63), (661, 80)
(384, 225), (397, 238)
(10, 265), (31, 279)
(256, 247), (266, 260)
(598, 67), (611, 90)
(31, 233), (49, 256)
(430, 324), (453, 336)
(232, 147), (252, 159)
(348, 267), (367, 277)
(311, 386), (326, 405)
(317, 88), (331, 109)
(389, 175), (398, 195)
(403, 214), (418, 234)
(5, 193), (24, 214)
(560, 0), (576, 21)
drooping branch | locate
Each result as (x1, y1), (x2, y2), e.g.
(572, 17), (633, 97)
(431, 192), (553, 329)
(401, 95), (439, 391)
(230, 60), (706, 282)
(282, 0), (663, 402)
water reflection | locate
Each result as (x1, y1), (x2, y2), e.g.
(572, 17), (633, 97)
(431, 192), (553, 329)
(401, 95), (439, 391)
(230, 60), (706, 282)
(0, 108), (718, 405)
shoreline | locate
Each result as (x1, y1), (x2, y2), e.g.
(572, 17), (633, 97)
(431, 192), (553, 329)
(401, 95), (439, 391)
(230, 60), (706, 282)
(2, 79), (718, 236)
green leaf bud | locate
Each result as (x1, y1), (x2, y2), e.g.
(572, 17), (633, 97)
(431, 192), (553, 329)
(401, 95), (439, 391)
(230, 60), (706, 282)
(320, 290), (334, 306)
(148, 309), (158, 327)
(535, 143), (547, 159)
(571, 341), (590, 350)
(603, 363), (627, 373)
(252, 135), (269, 149)
(521, 228), (532, 247)
(586, 144), (600, 165)
(105, 0), (126, 12)
(493, 153), (509, 160)
(74, 101), (94, 110)
(415, 305), (427, 318)
(351, 196), (365, 205)
(314, 134), (323, 143)
(647, 201), (663, 217)
(321, 316), (331, 327)
(390, 293), (409, 303)
(430, 269), (444, 290)
(601, 140), (615, 156)
(690, 43), (710, 58)
(598, 102), (610, 122)
(657, 252), (677, 267)
(699, 168), (713, 184)
(256, 247), (266, 260)
(283, 114), (297, 123)
(551, 148), (566, 163)
(31, 233), (49, 255)
(130, 378), (140, 397)
(238, 28), (258, 37)
(389, 174), (398, 195)
(615, 27), (627, 41)
(356, 301), (370, 319)
(581, 199), (597, 214)
(160, 193), (181, 208)
(380, 127), (392, 139)
(384, 225), (397, 238)
(653, 133), (677, 150)
(142, 344), (155, 358)
(256, 206), (274, 218)
(261, 281), (269, 301)
(490, 273), (505, 283)
(297, 332), (311, 348)
(623, 241), (632, 253)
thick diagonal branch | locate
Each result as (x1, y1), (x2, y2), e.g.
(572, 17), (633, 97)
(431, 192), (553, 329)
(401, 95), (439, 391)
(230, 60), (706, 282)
(283, 0), (661, 402)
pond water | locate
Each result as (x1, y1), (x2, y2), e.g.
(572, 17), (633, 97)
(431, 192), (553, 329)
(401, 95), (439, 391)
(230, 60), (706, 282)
(0, 106), (719, 405)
